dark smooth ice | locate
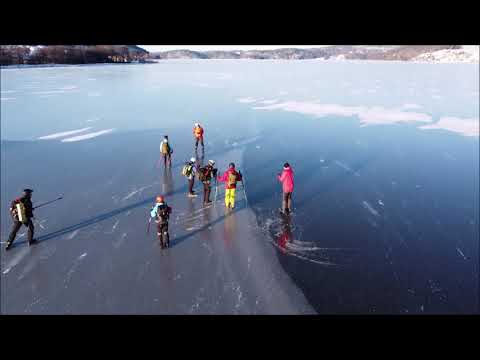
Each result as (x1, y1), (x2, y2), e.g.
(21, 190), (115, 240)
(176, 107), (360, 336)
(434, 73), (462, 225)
(244, 117), (479, 314)
(1, 131), (314, 314)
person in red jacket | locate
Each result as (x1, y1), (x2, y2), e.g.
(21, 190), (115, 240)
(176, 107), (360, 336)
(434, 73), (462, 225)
(277, 162), (294, 214)
(193, 122), (204, 149)
(217, 162), (242, 209)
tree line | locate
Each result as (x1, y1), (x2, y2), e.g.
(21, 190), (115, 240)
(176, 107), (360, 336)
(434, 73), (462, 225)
(0, 45), (148, 65)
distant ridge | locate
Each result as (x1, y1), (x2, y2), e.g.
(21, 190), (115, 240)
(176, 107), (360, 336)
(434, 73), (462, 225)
(150, 45), (478, 63)
(2, 45), (477, 65)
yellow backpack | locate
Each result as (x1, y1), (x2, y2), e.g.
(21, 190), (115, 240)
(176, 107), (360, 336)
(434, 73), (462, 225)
(16, 202), (27, 223)
(227, 172), (237, 187)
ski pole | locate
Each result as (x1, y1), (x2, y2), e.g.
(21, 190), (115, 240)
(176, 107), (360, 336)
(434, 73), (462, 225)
(214, 177), (218, 206)
(146, 217), (151, 234)
(33, 196), (63, 210)
(240, 175), (248, 207)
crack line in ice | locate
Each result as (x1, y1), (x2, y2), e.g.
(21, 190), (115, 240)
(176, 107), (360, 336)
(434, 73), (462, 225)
(362, 201), (380, 217)
(456, 248), (467, 260)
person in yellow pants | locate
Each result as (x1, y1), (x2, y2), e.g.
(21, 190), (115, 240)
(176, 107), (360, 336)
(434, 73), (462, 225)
(217, 162), (242, 209)
(225, 188), (236, 208)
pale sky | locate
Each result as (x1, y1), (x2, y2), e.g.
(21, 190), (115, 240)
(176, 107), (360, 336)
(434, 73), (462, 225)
(139, 45), (330, 52)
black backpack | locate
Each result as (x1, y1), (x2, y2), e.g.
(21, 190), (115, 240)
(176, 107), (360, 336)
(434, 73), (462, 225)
(198, 167), (208, 181)
(156, 205), (169, 224)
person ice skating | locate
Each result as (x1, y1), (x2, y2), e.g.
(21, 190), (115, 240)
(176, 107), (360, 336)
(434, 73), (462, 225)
(150, 195), (172, 248)
(160, 135), (173, 167)
(193, 122), (204, 149)
(217, 162), (242, 209)
(277, 162), (294, 214)
(198, 160), (218, 205)
(182, 157), (197, 197)
(6, 189), (36, 250)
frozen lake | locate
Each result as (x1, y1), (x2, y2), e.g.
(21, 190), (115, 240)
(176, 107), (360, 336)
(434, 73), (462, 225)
(1, 60), (479, 314)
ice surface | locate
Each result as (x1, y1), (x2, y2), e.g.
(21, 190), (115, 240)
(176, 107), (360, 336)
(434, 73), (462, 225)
(1, 60), (478, 314)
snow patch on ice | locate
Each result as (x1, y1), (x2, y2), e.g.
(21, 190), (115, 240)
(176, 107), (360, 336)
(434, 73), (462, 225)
(252, 101), (433, 127)
(31, 88), (77, 95)
(419, 116), (479, 137)
(257, 99), (279, 105)
(61, 128), (115, 142)
(401, 103), (422, 110)
(237, 97), (257, 103)
(1, 97), (16, 101)
(87, 92), (102, 97)
(38, 127), (92, 140)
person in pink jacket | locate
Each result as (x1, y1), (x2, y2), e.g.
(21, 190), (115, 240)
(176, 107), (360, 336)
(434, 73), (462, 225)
(277, 162), (294, 214)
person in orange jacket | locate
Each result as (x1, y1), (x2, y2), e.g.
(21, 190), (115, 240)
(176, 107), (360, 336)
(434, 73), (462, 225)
(193, 122), (204, 149)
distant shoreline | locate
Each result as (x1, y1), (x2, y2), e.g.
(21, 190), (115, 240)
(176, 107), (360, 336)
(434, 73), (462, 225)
(2, 58), (477, 70)
(0, 62), (156, 70)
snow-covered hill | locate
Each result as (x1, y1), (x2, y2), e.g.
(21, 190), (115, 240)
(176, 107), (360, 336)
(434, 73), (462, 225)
(413, 45), (479, 63)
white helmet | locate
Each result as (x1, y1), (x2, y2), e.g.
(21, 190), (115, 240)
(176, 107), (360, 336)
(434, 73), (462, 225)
(208, 160), (215, 165)
(190, 157), (196, 162)
(194, 122), (200, 127)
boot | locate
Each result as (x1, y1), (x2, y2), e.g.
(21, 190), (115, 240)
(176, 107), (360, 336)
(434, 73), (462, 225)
(281, 199), (287, 214)
(287, 197), (293, 214)
(5, 241), (13, 251)
(165, 233), (170, 248)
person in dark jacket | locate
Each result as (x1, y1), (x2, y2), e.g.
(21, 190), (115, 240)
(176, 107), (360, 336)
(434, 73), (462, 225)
(150, 195), (172, 249)
(6, 189), (36, 250)
(198, 160), (218, 205)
